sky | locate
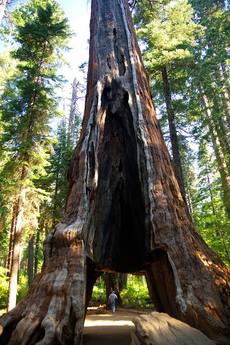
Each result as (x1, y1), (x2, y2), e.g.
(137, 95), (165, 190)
(56, 0), (90, 115)
(57, 0), (90, 85)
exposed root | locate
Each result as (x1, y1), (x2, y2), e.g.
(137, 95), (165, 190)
(0, 232), (86, 345)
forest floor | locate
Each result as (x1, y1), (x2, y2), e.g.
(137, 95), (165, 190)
(83, 307), (146, 345)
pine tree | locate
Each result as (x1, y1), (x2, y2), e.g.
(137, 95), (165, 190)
(0, 0), (70, 310)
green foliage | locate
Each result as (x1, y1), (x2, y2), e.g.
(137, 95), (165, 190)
(120, 275), (151, 308)
(91, 277), (106, 304)
(90, 275), (152, 308)
(191, 140), (230, 263)
(17, 272), (28, 303)
(0, 268), (30, 311)
(138, 0), (201, 69)
(0, 267), (8, 309)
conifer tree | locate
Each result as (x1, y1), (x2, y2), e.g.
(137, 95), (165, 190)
(135, 0), (230, 260)
(0, 0), (70, 310)
(136, 0), (201, 200)
(188, 0), (230, 217)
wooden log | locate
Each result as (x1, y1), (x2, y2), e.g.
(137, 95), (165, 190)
(131, 312), (216, 345)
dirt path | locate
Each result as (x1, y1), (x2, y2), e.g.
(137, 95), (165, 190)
(83, 308), (142, 345)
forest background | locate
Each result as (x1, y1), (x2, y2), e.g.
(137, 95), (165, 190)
(0, 0), (229, 312)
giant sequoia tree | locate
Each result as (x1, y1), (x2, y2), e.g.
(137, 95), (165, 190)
(0, 1), (229, 344)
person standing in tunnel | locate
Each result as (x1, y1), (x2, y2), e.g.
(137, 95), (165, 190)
(108, 290), (118, 313)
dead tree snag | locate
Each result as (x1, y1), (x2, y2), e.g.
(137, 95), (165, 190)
(0, 1), (229, 344)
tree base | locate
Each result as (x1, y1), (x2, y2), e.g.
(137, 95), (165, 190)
(0, 226), (87, 345)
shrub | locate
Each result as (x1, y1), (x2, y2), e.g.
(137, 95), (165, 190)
(17, 272), (28, 302)
(0, 266), (8, 309)
(120, 275), (152, 308)
(91, 276), (106, 304)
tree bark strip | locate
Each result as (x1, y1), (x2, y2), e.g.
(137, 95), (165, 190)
(0, 1), (230, 344)
(28, 235), (34, 287)
(7, 187), (26, 311)
(0, 0), (8, 23)
(161, 66), (186, 199)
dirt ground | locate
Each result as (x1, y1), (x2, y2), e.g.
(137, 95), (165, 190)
(83, 308), (144, 345)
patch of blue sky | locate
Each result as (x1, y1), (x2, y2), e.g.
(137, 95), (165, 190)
(54, 0), (90, 128)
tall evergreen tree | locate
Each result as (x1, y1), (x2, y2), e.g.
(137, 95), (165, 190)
(136, 0), (201, 201)
(0, 0), (70, 310)
(188, 0), (230, 217)
(135, 0), (230, 260)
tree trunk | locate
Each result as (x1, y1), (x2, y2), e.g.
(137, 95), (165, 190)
(34, 223), (41, 275)
(28, 235), (34, 287)
(220, 63), (230, 129)
(206, 174), (230, 264)
(52, 146), (61, 228)
(6, 206), (17, 276)
(1, 1), (229, 344)
(68, 78), (81, 146)
(161, 66), (186, 199)
(104, 273), (117, 306)
(0, 0), (8, 23)
(118, 273), (127, 291)
(7, 189), (26, 311)
(201, 93), (230, 218)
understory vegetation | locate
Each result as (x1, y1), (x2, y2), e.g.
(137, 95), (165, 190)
(91, 274), (152, 309)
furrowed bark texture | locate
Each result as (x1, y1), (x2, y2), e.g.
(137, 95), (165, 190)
(0, 0), (230, 344)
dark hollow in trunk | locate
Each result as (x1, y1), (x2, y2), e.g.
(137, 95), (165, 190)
(0, 1), (229, 344)
(92, 82), (146, 272)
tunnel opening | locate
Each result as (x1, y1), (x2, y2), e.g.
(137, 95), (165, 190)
(84, 251), (179, 345)
(83, 271), (153, 345)
(86, 271), (153, 313)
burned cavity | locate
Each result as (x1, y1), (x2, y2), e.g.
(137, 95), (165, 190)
(93, 80), (146, 272)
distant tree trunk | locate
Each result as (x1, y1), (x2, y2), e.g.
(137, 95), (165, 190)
(161, 66), (186, 199)
(1, 1), (229, 344)
(34, 220), (43, 275)
(104, 272), (126, 306)
(118, 273), (127, 291)
(27, 235), (34, 287)
(220, 63), (230, 128)
(206, 174), (230, 263)
(68, 78), (82, 146)
(104, 273), (117, 305)
(6, 206), (17, 275)
(201, 93), (230, 218)
(7, 186), (26, 311)
(52, 147), (61, 228)
(0, 0), (8, 22)
(185, 185), (194, 216)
